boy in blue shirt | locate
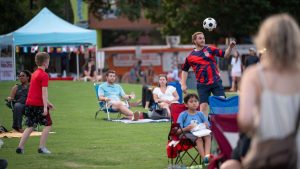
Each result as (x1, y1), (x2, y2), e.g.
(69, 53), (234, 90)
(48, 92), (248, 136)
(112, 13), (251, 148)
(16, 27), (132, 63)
(177, 93), (212, 164)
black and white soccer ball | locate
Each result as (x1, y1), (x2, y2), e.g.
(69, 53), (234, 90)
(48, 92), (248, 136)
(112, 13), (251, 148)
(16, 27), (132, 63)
(203, 17), (217, 31)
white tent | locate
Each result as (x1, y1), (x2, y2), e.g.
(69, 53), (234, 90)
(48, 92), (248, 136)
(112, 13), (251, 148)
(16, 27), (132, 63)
(0, 7), (97, 80)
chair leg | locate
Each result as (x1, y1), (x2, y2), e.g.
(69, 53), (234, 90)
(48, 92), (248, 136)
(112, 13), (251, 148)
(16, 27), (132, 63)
(95, 110), (101, 119)
(117, 113), (121, 119)
(106, 109), (110, 120)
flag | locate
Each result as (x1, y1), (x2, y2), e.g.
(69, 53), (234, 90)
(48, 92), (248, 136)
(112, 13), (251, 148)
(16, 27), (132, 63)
(56, 47), (62, 53)
(50, 47), (54, 53)
(16, 46), (19, 53)
(69, 46), (74, 52)
(80, 45), (85, 53)
(23, 47), (28, 53)
(31, 46), (38, 53)
(47, 46), (50, 53)
(73, 47), (78, 53)
(62, 46), (67, 52)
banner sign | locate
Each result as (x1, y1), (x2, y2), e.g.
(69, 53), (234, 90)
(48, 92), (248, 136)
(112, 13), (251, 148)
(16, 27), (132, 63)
(0, 56), (14, 80)
(113, 53), (161, 67)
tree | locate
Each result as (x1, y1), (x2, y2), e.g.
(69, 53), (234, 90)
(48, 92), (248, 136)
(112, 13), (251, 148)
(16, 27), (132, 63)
(0, 0), (73, 35)
(0, 0), (33, 34)
(88, 0), (300, 44)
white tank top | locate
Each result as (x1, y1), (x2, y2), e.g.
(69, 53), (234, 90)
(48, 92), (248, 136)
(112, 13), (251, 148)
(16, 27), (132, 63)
(254, 64), (300, 167)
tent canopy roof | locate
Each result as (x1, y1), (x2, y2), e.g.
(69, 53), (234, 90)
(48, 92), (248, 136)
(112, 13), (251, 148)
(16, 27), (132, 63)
(0, 7), (96, 46)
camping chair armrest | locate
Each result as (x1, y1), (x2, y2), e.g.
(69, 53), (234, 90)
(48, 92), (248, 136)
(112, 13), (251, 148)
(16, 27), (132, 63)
(5, 98), (15, 110)
(171, 123), (185, 136)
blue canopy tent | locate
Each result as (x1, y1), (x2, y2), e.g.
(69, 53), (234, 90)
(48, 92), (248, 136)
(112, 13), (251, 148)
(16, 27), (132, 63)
(0, 7), (96, 80)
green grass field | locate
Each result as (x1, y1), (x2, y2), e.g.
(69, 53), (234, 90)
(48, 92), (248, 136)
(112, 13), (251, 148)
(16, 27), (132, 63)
(0, 81), (236, 169)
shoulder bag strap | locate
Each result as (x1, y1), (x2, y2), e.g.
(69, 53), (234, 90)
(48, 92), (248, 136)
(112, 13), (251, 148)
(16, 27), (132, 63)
(292, 105), (300, 136)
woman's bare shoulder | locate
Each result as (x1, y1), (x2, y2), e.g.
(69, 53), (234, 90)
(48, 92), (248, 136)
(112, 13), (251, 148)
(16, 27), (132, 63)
(242, 65), (260, 81)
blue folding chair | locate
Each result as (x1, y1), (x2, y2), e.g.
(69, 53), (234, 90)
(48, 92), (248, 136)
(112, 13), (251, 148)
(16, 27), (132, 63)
(209, 95), (239, 115)
(168, 81), (183, 103)
(208, 95), (239, 168)
(94, 83), (129, 120)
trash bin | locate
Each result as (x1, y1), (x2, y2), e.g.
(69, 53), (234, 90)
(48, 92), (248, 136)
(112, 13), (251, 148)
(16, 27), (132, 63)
(187, 71), (197, 89)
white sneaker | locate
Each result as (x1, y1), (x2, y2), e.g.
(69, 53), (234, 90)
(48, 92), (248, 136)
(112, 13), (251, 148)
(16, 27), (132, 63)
(38, 147), (51, 154)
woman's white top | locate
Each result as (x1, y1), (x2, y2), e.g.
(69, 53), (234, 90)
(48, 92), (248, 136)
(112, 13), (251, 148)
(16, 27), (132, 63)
(254, 64), (300, 167)
(153, 86), (177, 101)
(231, 57), (242, 74)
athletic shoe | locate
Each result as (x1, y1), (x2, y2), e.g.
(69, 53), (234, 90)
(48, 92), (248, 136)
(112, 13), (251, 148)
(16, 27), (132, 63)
(16, 147), (24, 154)
(203, 154), (212, 165)
(38, 147), (51, 154)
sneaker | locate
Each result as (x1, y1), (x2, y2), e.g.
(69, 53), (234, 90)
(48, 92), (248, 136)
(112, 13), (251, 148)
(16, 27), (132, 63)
(132, 111), (140, 121)
(203, 154), (211, 165)
(38, 147), (51, 154)
(16, 147), (24, 154)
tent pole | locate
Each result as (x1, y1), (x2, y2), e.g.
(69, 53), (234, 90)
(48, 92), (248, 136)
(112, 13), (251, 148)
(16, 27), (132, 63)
(12, 44), (16, 81)
(76, 53), (79, 80)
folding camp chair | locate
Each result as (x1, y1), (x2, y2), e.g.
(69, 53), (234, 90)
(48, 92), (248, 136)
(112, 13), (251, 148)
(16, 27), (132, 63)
(167, 103), (202, 167)
(145, 81), (183, 120)
(208, 95), (239, 169)
(167, 81), (183, 103)
(94, 83), (129, 120)
(4, 99), (40, 131)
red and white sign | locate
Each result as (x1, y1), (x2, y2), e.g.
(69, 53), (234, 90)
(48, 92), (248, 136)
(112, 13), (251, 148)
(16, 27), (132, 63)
(113, 53), (161, 67)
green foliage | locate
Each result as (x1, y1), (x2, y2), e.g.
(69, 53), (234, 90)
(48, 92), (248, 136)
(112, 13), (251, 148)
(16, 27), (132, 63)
(0, 0), (73, 35)
(0, 0), (33, 34)
(88, 0), (300, 44)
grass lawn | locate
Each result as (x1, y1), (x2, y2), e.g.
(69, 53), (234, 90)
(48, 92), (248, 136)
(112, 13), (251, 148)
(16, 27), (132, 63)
(0, 81), (236, 169)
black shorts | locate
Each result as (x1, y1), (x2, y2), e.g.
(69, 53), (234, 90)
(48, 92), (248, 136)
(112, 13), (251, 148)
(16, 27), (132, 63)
(181, 132), (198, 143)
(196, 80), (225, 103)
(24, 106), (52, 127)
(180, 132), (211, 144)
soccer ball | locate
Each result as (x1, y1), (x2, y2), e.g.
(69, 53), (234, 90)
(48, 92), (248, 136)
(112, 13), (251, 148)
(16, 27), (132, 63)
(203, 17), (217, 31)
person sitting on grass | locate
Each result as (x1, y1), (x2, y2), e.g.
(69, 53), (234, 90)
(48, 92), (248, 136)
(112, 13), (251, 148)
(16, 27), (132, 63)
(153, 74), (179, 117)
(98, 70), (139, 120)
(177, 93), (212, 165)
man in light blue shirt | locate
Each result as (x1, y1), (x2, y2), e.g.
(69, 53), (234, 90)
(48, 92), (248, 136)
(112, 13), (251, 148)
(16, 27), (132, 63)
(98, 70), (139, 120)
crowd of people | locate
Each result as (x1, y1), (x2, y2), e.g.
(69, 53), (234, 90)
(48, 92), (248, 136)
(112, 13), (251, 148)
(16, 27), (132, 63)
(3, 12), (300, 169)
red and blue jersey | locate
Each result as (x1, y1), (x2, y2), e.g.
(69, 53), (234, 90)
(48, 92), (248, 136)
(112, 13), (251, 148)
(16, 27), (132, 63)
(182, 46), (225, 85)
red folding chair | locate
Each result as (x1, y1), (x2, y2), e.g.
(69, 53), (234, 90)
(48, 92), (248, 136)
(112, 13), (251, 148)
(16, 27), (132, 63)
(166, 103), (202, 167)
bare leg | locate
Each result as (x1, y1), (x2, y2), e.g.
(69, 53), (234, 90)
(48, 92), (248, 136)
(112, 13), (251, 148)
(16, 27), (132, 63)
(236, 77), (241, 92)
(195, 138), (205, 159)
(203, 135), (211, 155)
(144, 101), (150, 109)
(111, 102), (133, 119)
(230, 76), (236, 91)
(39, 126), (51, 148)
(220, 159), (242, 169)
(159, 102), (171, 117)
(200, 103), (209, 117)
(18, 127), (34, 149)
